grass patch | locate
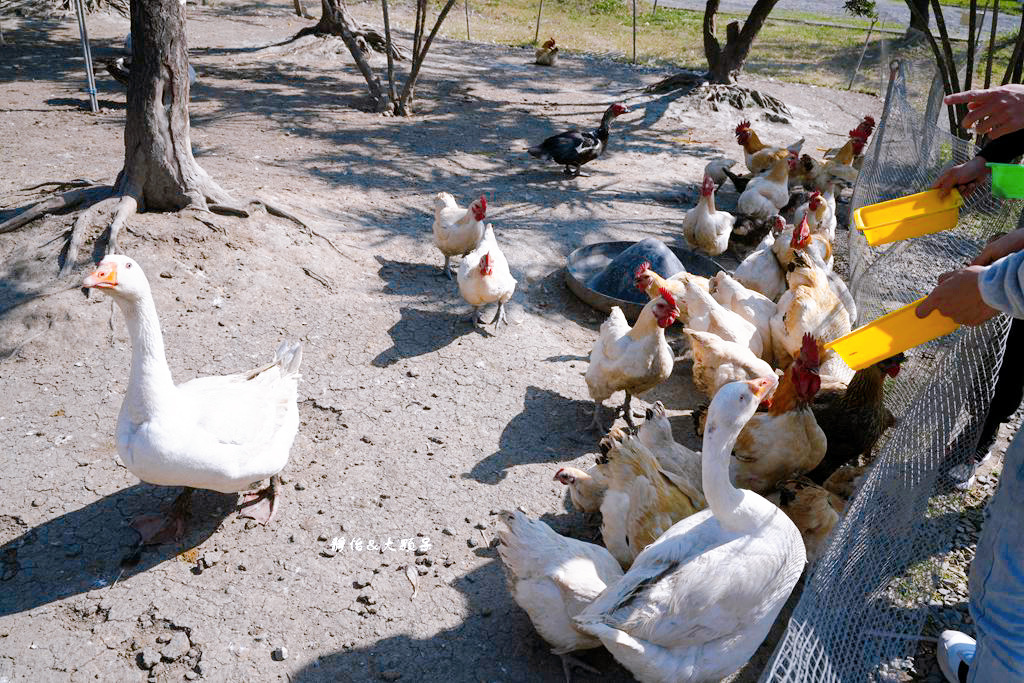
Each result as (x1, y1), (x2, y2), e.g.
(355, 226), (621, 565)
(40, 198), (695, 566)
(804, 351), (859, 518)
(367, 0), (1019, 92)
(939, 0), (1021, 10)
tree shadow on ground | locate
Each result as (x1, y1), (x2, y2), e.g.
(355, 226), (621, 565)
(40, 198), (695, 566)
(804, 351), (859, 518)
(371, 306), (481, 367)
(375, 256), (453, 299)
(0, 484), (234, 618)
(464, 385), (598, 484)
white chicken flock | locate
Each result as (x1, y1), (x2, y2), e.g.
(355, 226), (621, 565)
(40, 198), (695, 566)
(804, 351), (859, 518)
(494, 115), (885, 682)
(79, 97), (880, 683)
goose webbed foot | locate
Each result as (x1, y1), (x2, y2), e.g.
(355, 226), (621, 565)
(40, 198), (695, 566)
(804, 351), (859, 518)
(131, 487), (193, 545)
(558, 653), (600, 683)
(238, 474), (282, 525)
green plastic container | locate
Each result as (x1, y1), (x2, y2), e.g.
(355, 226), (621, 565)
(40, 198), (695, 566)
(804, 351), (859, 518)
(987, 163), (1024, 200)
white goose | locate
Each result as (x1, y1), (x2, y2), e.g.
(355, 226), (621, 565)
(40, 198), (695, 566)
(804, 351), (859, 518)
(83, 255), (302, 544)
(573, 377), (806, 683)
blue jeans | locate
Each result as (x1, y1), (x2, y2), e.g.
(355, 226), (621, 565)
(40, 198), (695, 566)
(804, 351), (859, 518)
(968, 426), (1024, 682)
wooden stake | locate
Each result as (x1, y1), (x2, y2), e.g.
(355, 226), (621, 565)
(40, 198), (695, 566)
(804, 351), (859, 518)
(464, 0), (470, 39)
(534, 0), (543, 44)
(632, 0), (637, 63)
(984, 0), (999, 88)
(848, 17), (876, 90)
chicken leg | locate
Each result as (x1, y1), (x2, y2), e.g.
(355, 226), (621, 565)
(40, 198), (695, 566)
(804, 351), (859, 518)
(489, 301), (509, 328)
(131, 487), (193, 545)
(559, 653), (600, 683)
(587, 401), (607, 433)
(619, 392), (637, 429)
(238, 474), (282, 525)
(442, 255), (454, 280)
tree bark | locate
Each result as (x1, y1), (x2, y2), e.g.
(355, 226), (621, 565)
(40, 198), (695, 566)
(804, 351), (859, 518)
(1001, 11), (1024, 85)
(703, 0), (780, 84)
(304, 0), (405, 61)
(121, 0), (231, 216)
(907, 0), (929, 34)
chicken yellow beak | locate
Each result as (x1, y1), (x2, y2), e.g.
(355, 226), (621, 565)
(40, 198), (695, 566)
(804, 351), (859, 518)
(83, 262), (118, 289)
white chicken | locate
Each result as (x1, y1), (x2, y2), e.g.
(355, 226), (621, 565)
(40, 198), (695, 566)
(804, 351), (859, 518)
(708, 271), (777, 363)
(457, 224), (517, 330)
(683, 328), (775, 399)
(585, 290), (680, 431)
(792, 190), (836, 241)
(736, 152), (793, 220)
(681, 175), (735, 257)
(497, 511), (624, 681)
(432, 192), (487, 278)
(680, 281), (763, 359)
(733, 216), (787, 302)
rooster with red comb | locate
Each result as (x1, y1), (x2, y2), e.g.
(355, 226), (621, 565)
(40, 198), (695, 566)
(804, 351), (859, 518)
(584, 288), (679, 431)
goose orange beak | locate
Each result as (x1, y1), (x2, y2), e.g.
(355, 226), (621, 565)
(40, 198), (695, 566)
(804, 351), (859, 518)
(83, 263), (118, 289)
(746, 376), (776, 402)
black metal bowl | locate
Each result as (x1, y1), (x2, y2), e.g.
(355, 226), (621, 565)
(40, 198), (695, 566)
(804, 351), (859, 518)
(564, 240), (725, 321)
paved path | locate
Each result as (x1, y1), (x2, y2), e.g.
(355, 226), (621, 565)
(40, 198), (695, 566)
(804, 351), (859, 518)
(657, 0), (1017, 40)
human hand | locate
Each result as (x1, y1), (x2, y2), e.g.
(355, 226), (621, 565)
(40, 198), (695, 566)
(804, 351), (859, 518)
(933, 156), (989, 198)
(915, 266), (999, 326)
(945, 84), (1024, 139)
(971, 228), (1024, 266)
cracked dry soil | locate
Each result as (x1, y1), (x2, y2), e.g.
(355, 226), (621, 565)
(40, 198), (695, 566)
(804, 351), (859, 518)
(0, 2), (882, 680)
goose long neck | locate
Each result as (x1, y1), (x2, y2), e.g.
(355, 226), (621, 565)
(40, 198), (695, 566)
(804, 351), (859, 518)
(701, 421), (747, 527)
(120, 292), (175, 419)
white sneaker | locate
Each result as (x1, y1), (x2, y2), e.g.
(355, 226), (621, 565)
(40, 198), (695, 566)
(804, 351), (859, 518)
(937, 630), (975, 683)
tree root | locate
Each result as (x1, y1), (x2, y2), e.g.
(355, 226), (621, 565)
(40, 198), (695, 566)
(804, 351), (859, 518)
(0, 185), (110, 235)
(2, 176), (355, 279)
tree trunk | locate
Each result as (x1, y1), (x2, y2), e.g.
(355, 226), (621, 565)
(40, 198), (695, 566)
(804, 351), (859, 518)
(121, 0), (231, 214)
(703, 0), (780, 84)
(305, 0), (405, 61)
(907, 0), (929, 34)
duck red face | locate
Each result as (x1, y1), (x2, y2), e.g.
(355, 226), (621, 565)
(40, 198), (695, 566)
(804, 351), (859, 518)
(471, 196), (487, 221)
(633, 260), (653, 291)
(701, 175), (715, 197)
(791, 216), (812, 249)
(609, 103), (630, 117)
(655, 287), (679, 328)
(772, 215), (787, 236)
(479, 252), (493, 276)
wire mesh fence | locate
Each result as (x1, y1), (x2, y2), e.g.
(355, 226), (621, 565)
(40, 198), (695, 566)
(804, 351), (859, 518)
(761, 59), (1022, 682)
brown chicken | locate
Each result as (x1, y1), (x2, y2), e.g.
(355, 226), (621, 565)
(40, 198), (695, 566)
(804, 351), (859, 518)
(804, 353), (904, 485)
(554, 465), (607, 515)
(728, 334), (827, 493)
(735, 120), (804, 175)
(595, 428), (705, 568)
(778, 476), (846, 564)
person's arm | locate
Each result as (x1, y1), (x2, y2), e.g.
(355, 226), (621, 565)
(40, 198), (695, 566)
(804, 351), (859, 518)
(978, 128), (1024, 164)
(978, 250), (1024, 318)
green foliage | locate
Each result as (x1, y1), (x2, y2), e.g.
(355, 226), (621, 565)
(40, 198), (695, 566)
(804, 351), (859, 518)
(843, 0), (877, 18)
(590, 0), (626, 16)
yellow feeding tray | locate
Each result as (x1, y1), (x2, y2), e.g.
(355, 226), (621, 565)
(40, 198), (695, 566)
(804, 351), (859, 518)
(824, 297), (960, 370)
(853, 189), (963, 247)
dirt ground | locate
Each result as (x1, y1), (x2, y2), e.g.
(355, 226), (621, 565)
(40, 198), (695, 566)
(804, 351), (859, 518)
(0, 3), (882, 681)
